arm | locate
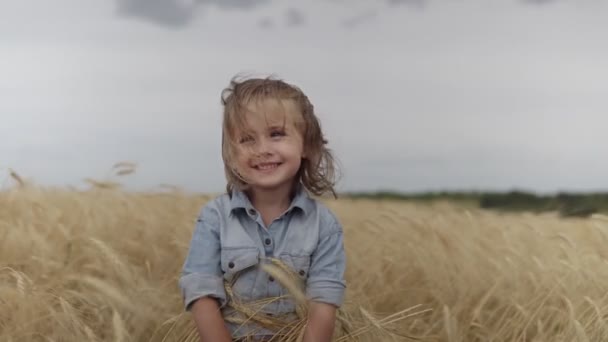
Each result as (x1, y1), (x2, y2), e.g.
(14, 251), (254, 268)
(179, 205), (231, 342)
(303, 302), (337, 342)
(191, 297), (231, 342)
(303, 213), (347, 342)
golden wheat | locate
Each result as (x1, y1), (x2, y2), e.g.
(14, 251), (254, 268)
(2, 185), (608, 341)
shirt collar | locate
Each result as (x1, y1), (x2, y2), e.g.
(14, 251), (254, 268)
(229, 185), (313, 215)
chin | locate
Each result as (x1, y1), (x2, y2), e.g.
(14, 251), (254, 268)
(251, 182), (286, 190)
(251, 178), (296, 190)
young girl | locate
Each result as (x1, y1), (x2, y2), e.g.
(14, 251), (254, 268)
(179, 76), (346, 341)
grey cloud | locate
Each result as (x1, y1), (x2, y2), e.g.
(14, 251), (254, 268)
(115, 0), (563, 29)
(341, 1), (425, 29)
(342, 10), (378, 28)
(285, 8), (306, 27)
(116, 0), (199, 28)
(116, 0), (269, 28)
(212, 0), (270, 10)
(257, 17), (274, 29)
(522, 0), (558, 4)
(387, 0), (427, 8)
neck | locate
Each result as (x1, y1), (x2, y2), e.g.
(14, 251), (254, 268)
(247, 183), (295, 213)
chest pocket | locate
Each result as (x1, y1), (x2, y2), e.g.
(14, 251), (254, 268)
(221, 247), (260, 301)
(275, 253), (311, 314)
(278, 253), (311, 281)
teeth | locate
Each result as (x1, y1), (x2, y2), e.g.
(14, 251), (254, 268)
(257, 163), (278, 170)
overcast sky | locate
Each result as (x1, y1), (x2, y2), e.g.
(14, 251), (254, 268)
(1, 0), (607, 193)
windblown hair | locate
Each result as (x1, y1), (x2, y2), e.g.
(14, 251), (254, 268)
(221, 75), (338, 197)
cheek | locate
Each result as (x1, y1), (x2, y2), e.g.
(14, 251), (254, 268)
(235, 147), (252, 160)
(236, 156), (251, 169)
(296, 145), (306, 159)
(284, 137), (305, 155)
(230, 153), (249, 171)
(282, 145), (303, 159)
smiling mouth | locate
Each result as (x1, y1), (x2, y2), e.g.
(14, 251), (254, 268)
(253, 162), (282, 171)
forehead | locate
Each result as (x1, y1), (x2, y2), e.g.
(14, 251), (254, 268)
(240, 98), (302, 131)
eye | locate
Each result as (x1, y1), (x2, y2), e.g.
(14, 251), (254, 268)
(270, 129), (286, 138)
(239, 135), (254, 144)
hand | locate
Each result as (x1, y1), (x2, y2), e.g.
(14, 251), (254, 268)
(303, 302), (337, 342)
(191, 297), (232, 342)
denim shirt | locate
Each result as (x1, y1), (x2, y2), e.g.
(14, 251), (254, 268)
(179, 188), (346, 338)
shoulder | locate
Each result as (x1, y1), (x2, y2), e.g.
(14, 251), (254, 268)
(197, 193), (233, 223)
(308, 199), (343, 238)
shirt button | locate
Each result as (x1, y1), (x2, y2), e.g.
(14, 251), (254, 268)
(265, 238), (271, 245)
(299, 270), (306, 276)
(248, 208), (257, 216)
(228, 261), (235, 269)
(269, 276), (275, 282)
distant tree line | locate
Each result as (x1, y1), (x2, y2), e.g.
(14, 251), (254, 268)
(343, 190), (608, 218)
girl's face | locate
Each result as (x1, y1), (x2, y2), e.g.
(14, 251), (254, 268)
(232, 99), (305, 194)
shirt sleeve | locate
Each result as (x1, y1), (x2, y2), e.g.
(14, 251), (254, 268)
(178, 203), (227, 311)
(305, 213), (346, 308)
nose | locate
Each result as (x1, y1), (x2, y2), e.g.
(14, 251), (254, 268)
(253, 136), (271, 156)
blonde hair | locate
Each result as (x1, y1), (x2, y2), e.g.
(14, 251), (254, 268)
(221, 75), (338, 197)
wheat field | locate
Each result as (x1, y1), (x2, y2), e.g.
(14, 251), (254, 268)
(2, 182), (608, 341)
